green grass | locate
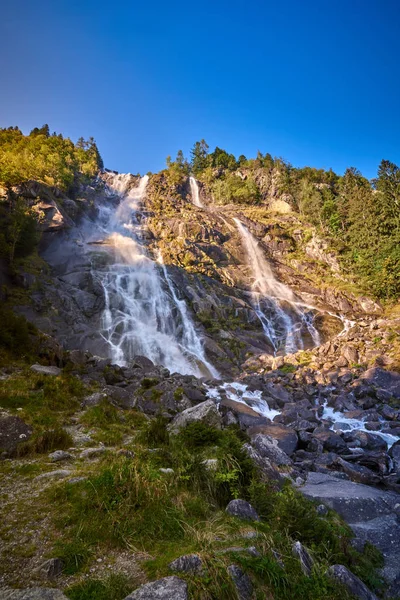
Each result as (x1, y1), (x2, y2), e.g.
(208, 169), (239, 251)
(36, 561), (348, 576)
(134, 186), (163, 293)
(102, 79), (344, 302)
(65, 574), (133, 600)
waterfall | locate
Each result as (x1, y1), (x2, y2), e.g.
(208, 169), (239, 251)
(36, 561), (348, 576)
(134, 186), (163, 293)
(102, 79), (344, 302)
(92, 174), (216, 377)
(189, 177), (204, 208)
(157, 252), (220, 379)
(234, 218), (320, 353)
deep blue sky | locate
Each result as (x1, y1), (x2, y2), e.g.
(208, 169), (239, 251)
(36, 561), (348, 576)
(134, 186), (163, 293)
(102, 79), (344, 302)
(1, 0), (399, 178)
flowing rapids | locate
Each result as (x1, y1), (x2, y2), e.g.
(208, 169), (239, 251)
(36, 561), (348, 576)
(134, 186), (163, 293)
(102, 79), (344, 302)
(91, 174), (216, 377)
(189, 177), (204, 208)
(234, 218), (320, 353)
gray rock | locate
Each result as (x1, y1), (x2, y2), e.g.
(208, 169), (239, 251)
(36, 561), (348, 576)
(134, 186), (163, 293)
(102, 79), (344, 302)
(0, 588), (68, 599)
(79, 447), (105, 459)
(0, 416), (32, 456)
(292, 541), (313, 576)
(243, 443), (287, 485)
(360, 368), (400, 399)
(30, 364), (62, 376)
(250, 433), (292, 466)
(82, 392), (108, 407)
(300, 471), (400, 587)
(35, 470), (71, 481)
(326, 565), (378, 600)
(226, 499), (260, 521)
(169, 553), (203, 573)
(36, 558), (64, 580)
(246, 546), (261, 558)
(123, 576), (187, 600)
(168, 400), (222, 433)
(247, 424), (297, 455)
(227, 564), (253, 600)
(49, 450), (72, 463)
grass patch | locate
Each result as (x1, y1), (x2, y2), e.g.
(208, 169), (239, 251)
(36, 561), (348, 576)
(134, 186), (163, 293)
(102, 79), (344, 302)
(17, 427), (73, 456)
(65, 574), (133, 600)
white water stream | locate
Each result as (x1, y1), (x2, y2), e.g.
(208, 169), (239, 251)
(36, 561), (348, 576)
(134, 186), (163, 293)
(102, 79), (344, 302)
(234, 219), (320, 353)
(189, 177), (204, 208)
(92, 174), (216, 376)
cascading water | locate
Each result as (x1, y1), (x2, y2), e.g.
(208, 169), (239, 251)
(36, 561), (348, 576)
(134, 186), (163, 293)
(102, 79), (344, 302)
(189, 177), (204, 208)
(234, 218), (320, 354)
(91, 174), (216, 377)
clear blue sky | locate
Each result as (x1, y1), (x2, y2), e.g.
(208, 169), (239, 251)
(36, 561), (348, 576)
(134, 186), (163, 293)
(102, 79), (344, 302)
(1, 0), (399, 178)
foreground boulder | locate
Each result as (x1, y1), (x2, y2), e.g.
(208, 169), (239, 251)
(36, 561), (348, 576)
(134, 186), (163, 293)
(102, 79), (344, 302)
(123, 576), (187, 600)
(300, 472), (400, 591)
(169, 553), (203, 574)
(226, 499), (260, 521)
(327, 565), (378, 600)
(168, 399), (222, 433)
(0, 416), (32, 456)
(227, 564), (253, 600)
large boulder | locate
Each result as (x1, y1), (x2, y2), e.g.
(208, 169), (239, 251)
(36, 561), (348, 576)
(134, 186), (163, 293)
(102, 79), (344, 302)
(250, 433), (292, 466)
(226, 499), (260, 522)
(0, 416), (32, 456)
(169, 554), (203, 574)
(227, 564), (253, 600)
(326, 565), (378, 600)
(247, 423), (298, 455)
(123, 577), (187, 600)
(360, 368), (400, 399)
(168, 400), (222, 433)
(300, 472), (400, 590)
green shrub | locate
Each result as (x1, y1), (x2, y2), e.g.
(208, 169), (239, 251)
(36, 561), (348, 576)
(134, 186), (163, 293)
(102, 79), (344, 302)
(17, 427), (73, 456)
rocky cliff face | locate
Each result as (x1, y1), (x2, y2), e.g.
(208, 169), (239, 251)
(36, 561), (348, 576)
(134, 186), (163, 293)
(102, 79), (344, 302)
(7, 170), (384, 376)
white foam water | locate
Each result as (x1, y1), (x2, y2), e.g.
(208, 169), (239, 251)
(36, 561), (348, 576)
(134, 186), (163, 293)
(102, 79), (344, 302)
(323, 404), (399, 448)
(189, 177), (204, 208)
(206, 381), (280, 420)
(92, 174), (216, 376)
(234, 218), (320, 353)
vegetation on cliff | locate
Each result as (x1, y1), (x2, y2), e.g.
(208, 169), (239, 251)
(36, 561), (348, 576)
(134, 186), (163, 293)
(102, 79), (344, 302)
(164, 142), (400, 300)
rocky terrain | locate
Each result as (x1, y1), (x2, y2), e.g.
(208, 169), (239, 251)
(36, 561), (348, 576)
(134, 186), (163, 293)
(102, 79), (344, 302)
(0, 167), (400, 600)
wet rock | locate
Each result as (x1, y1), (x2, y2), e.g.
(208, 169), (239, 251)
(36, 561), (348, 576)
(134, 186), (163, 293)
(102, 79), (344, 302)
(123, 576), (188, 600)
(0, 416), (32, 456)
(132, 355), (155, 370)
(292, 541), (313, 576)
(380, 405), (398, 421)
(247, 423), (298, 455)
(227, 564), (253, 600)
(312, 429), (348, 453)
(262, 382), (292, 407)
(250, 433), (292, 466)
(168, 400), (222, 433)
(343, 431), (387, 452)
(226, 499), (260, 521)
(337, 457), (381, 486)
(30, 364), (62, 376)
(49, 450), (72, 463)
(169, 553), (203, 574)
(326, 565), (378, 600)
